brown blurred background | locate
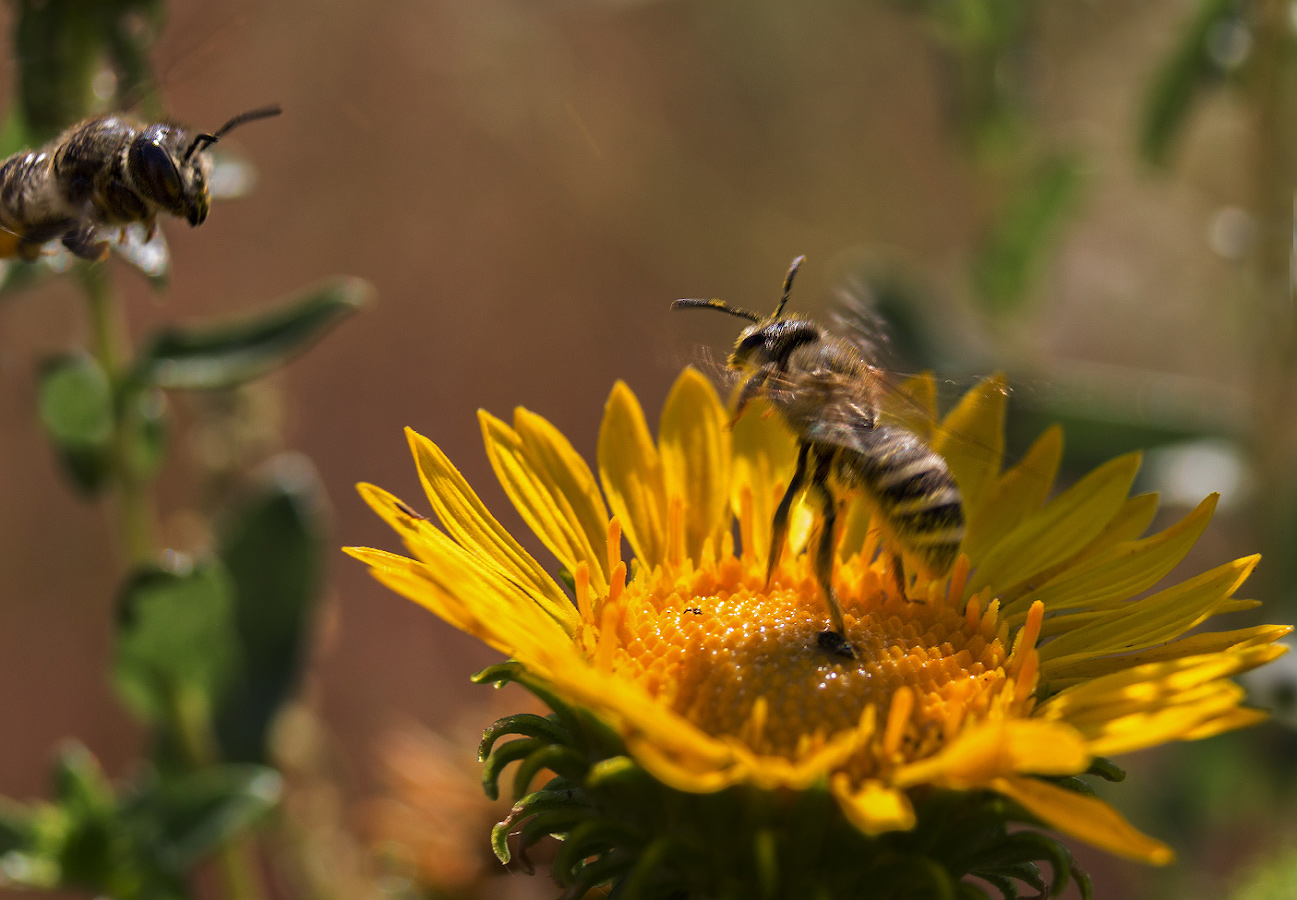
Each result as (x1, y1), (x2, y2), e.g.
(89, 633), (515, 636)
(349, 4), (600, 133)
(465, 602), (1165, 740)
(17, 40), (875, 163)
(0, 1), (1283, 897)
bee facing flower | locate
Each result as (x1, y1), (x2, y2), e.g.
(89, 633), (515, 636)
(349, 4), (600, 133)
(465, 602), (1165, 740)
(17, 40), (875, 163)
(348, 369), (1288, 898)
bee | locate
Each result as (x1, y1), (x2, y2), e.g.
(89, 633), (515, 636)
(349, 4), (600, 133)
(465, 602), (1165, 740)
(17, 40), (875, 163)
(673, 256), (965, 660)
(0, 104), (281, 263)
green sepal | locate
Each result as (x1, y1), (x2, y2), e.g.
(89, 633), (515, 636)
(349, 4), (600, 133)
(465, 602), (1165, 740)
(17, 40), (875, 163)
(133, 277), (370, 390)
(512, 745), (590, 801)
(479, 713), (571, 761)
(1087, 756), (1126, 782)
(480, 738), (542, 801)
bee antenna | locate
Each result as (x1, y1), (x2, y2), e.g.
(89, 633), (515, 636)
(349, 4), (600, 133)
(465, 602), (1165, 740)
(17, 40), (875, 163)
(183, 104), (283, 163)
(671, 298), (762, 323)
(772, 254), (805, 319)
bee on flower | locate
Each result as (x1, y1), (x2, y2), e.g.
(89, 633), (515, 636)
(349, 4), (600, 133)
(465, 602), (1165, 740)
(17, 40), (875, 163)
(349, 364), (1289, 899)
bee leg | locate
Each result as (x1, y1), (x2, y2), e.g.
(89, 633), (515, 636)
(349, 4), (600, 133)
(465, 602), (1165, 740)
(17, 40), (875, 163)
(766, 441), (811, 586)
(809, 456), (856, 660)
(889, 551), (919, 601)
(730, 367), (771, 425)
(62, 225), (108, 261)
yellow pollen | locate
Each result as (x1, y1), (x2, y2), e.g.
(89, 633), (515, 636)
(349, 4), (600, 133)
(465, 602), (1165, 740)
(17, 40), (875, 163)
(589, 546), (1026, 776)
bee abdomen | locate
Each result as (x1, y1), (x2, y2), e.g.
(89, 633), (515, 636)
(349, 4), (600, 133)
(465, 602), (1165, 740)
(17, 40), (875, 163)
(832, 426), (965, 575)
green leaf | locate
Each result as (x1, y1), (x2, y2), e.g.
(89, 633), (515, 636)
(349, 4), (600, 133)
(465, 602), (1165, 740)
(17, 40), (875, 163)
(1140, 0), (1235, 167)
(974, 155), (1084, 318)
(214, 455), (328, 762)
(135, 277), (370, 390)
(37, 353), (114, 494)
(38, 354), (113, 447)
(113, 559), (239, 726)
(134, 766), (281, 870)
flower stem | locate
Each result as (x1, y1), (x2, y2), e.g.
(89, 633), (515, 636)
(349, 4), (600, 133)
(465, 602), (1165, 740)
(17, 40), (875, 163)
(80, 264), (267, 900)
(78, 263), (156, 568)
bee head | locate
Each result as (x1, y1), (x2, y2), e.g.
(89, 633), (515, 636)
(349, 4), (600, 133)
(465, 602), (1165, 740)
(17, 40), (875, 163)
(729, 318), (821, 371)
(128, 124), (212, 225)
(673, 254), (817, 371)
(128, 105), (282, 227)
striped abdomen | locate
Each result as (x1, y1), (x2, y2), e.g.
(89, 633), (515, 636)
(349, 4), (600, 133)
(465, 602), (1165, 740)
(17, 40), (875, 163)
(830, 425), (964, 575)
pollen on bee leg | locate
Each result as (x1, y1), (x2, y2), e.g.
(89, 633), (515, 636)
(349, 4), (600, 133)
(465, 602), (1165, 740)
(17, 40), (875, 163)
(882, 686), (914, 759)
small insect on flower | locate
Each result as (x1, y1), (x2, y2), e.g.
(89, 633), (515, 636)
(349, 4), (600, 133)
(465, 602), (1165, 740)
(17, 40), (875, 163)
(673, 256), (964, 660)
(0, 104), (281, 263)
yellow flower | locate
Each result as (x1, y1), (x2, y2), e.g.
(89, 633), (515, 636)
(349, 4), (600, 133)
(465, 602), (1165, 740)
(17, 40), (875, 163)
(348, 369), (1288, 874)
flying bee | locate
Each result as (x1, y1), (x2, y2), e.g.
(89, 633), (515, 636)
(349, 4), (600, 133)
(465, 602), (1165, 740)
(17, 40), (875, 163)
(673, 256), (966, 660)
(0, 104), (281, 263)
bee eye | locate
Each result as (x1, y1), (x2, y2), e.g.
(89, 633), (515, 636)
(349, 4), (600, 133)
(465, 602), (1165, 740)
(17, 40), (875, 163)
(129, 138), (182, 207)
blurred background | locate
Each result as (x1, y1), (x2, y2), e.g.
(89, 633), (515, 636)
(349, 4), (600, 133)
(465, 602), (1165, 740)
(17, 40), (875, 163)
(1, 0), (1296, 897)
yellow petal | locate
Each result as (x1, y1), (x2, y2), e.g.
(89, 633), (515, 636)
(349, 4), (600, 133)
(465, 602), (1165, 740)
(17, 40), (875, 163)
(480, 410), (609, 594)
(659, 368), (732, 562)
(991, 776), (1174, 865)
(934, 375), (1007, 516)
(1040, 645), (1287, 725)
(513, 407), (612, 579)
(405, 429), (580, 634)
(893, 720), (1090, 789)
(969, 453), (1141, 596)
(963, 425), (1061, 565)
(730, 396), (798, 567)
(831, 776), (916, 834)
(1040, 555), (1258, 664)
(598, 381), (669, 570)
(1007, 494), (1218, 620)
(1044, 624), (1293, 685)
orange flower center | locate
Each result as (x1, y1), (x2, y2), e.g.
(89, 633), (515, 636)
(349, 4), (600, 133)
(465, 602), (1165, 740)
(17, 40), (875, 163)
(580, 529), (1025, 772)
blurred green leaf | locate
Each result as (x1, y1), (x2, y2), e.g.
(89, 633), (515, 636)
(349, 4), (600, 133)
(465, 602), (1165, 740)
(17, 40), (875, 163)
(13, 0), (166, 141)
(134, 276), (370, 390)
(37, 353), (114, 494)
(215, 455), (328, 762)
(1140, 0), (1235, 167)
(974, 155), (1084, 318)
(136, 766), (280, 870)
(114, 560), (238, 727)
(0, 747), (276, 899)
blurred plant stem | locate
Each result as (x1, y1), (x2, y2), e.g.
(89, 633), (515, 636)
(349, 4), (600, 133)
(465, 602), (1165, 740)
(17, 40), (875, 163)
(1247, 0), (1297, 608)
(82, 263), (267, 900)
(79, 263), (158, 568)
(171, 684), (267, 900)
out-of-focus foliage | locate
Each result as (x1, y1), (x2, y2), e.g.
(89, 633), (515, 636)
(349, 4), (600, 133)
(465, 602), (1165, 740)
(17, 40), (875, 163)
(0, 744), (280, 900)
(1140, 0), (1246, 166)
(0, 4), (366, 900)
(215, 457), (330, 764)
(136, 278), (370, 391)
